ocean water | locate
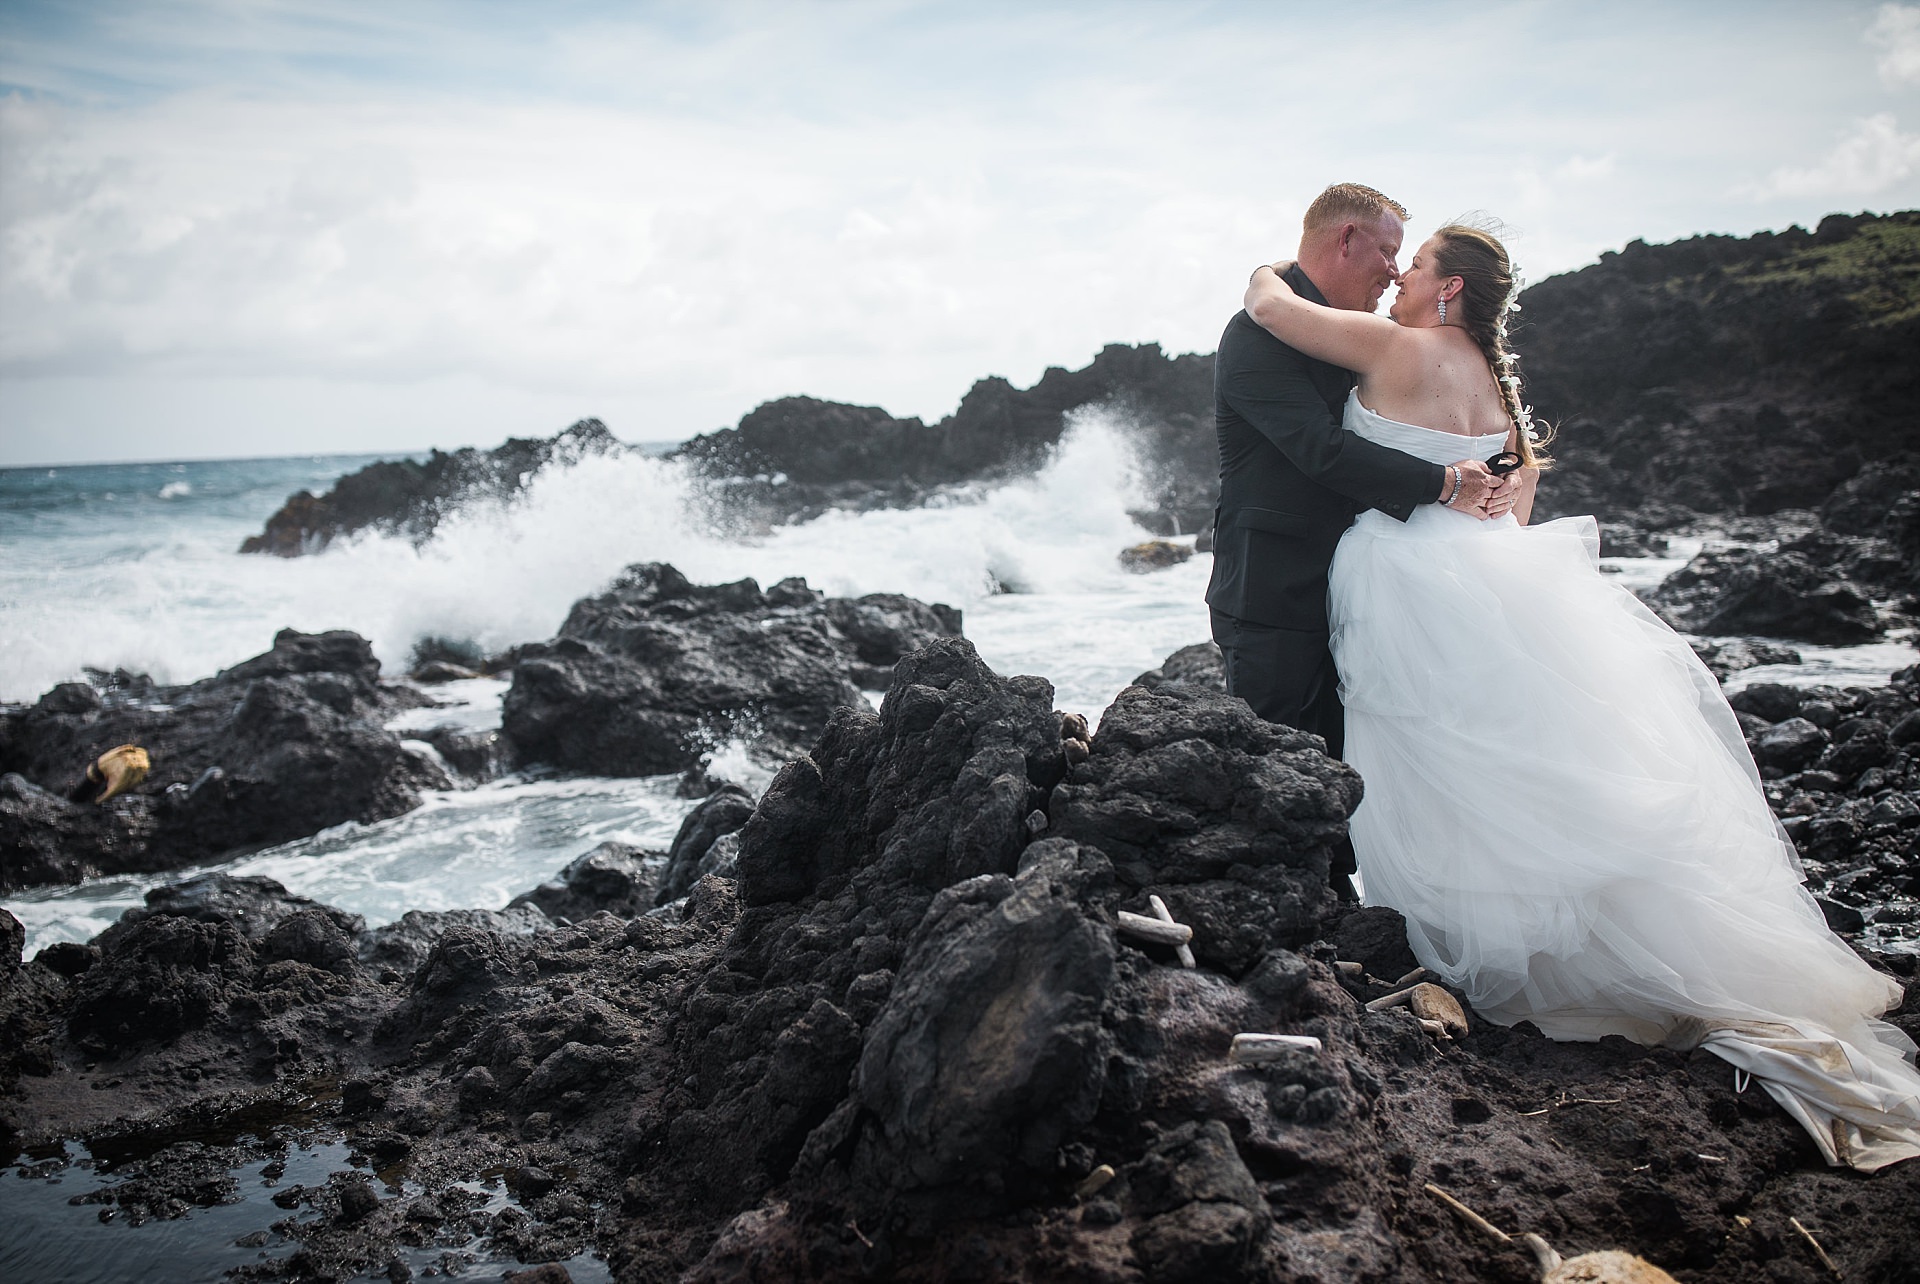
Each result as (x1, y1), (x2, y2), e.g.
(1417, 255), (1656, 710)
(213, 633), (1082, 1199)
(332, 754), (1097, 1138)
(3, 417), (1914, 953)
(2, 413), (1216, 949)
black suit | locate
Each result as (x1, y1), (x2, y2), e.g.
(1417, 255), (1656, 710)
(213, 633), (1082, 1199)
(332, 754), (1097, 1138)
(1204, 267), (1444, 760)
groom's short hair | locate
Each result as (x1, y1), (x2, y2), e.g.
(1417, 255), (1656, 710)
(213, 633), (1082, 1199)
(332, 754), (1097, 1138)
(1303, 183), (1408, 234)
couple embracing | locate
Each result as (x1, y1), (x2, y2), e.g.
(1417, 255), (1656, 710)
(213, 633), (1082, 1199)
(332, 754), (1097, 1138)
(1205, 183), (1920, 1171)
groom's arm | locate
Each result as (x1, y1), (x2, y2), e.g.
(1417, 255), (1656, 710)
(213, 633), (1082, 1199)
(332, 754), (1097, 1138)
(1219, 313), (1443, 520)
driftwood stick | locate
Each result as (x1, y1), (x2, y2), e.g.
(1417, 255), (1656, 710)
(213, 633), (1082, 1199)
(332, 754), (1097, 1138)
(1074, 1164), (1115, 1198)
(1229, 1033), (1323, 1063)
(1147, 895), (1197, 969)
(1790, 1217), (1842, 1279)
(1393, 965), (1431, 986)
(1366, 985), (1418, 1011)
(1116, 911), (1192, 946)
(1422, 1182), (1512, 1244)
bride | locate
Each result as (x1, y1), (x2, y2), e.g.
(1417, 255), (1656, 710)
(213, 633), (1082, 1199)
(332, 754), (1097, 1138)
(1242, 222), (1920, 1171)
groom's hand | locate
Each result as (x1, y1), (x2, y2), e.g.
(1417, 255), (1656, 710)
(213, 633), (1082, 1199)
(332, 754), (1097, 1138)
(1442, 459), (1505, 519)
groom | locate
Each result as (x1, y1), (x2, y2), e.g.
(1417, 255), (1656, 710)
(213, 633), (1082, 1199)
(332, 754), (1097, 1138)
(1205, 182), (1510, 896)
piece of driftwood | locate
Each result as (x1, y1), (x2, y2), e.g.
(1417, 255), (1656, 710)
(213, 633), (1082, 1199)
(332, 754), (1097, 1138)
(1790, 1217), (1842, 1279)
(1394, 965), (1431, 986)
(1335, 960), (1365, 978)
(1228, 1033), (1323, 1063)
(1423, 1182), (1511, 1243)
(1074, 1164), (1115, 1198)
(1147, 895), (1196, 969)
(1116, 911), (1192, 947)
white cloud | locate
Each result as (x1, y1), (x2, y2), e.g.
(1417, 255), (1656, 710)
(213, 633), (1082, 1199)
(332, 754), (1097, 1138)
(1744, 112), (1920, 199)
(3, 1), (1919, 464)
(1872, 3), (1920, 86)
(1555, 155), (1616, 182)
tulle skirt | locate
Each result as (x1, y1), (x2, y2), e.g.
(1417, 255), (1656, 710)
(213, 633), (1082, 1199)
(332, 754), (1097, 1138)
(1330, 505), (1920, 1170)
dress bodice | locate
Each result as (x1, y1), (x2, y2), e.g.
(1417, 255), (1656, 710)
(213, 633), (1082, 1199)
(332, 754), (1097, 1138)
(1342, 390), (1509, 464)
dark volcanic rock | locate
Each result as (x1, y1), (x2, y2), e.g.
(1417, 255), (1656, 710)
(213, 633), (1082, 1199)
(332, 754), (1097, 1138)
(655, 784), (756, 906)
(1646, 545), (1882, 643)
(672, 343), (1219, 535)
(0, 907), (22, 970)
(1132, 642), (1226, 695)
(5, 646), (1920, 1284)
(848, 838), (1117, 1228)
(1519, 211), (1920, 524)
(509, 842), (661, 924)
(1050, 683), (1353, 973)
(500, 563), (960, 775)
(357, 905), (552, 976)
(98, 873), (364, 951)
(240, 418), (625, 556)
(0, 630), (449, 892)
(1689, 637), (1802, 681)
(69, 914), (255, 1053)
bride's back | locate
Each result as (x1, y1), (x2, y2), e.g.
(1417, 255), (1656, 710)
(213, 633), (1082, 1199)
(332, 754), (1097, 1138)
(1357, 330), (1514, 439)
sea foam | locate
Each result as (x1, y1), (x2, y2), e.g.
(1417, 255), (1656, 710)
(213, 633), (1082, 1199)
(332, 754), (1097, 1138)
(0, 410), (1208, 713)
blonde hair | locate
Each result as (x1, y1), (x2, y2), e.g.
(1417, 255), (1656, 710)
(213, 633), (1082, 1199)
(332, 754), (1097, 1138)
(1302, 183), (1409, 236)
(1430, 222), (1554, 468)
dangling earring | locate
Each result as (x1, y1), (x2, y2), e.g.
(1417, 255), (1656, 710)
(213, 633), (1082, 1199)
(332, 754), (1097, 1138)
(1437, 296), (1448, 324)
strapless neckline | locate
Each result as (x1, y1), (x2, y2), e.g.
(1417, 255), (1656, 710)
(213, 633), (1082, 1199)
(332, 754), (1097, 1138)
(1347, 389), (1508, 443)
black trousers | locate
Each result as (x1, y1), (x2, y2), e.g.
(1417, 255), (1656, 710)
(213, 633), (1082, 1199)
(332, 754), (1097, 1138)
(1210, 609), (1358, 895)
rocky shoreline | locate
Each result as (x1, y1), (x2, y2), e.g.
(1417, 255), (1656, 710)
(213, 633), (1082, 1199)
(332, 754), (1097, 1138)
(3, 640), (1917, 1282)
(0, 565), (959, 894)
(9, 209), (1920, 1280)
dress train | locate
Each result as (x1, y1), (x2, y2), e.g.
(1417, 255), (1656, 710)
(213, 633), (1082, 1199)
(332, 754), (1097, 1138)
(1328, 391), (1920, 1171)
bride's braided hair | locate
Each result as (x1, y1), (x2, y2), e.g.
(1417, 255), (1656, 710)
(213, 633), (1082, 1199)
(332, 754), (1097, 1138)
(1431, 223), (1554, 468)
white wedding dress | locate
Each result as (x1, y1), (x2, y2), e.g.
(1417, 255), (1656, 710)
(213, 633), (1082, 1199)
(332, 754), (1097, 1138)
(1330, 390), (1920, 1171)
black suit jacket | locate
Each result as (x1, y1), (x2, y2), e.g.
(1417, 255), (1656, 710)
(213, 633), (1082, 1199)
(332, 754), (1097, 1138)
(1204, 267), (1446, 631)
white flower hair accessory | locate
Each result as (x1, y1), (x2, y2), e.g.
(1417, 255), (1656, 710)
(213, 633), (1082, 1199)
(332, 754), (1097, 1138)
(1493, 270), (1526, 345)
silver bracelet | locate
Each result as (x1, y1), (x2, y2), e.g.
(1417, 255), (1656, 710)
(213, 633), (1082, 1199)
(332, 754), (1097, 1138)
(1441, 464), (1461, 506)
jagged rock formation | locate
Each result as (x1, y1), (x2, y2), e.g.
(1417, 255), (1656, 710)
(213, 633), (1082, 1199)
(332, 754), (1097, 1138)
(500, 562), (962, 776)
(1517, 211), (1920, 524)
(0, 630), (448, 892)
(2, 643), (1915, 1281)
(672, 342), (1217, 535)
(239, 419), (625, 555)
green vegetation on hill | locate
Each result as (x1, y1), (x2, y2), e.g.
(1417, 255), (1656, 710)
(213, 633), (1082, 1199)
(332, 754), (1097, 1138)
(1723, 213), (1920, 327)
(1517, 210), (1920, 521)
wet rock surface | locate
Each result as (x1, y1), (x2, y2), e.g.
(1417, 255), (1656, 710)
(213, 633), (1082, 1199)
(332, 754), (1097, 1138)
(3, 641), (1916, 1282)
(0, 630), (450, 892)
(1645, 533), (1893, 644)
(500, 562), (961, 776)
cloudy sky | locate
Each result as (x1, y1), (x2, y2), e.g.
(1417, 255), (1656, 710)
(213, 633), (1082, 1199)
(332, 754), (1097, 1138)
(2, 1), (1918, 466)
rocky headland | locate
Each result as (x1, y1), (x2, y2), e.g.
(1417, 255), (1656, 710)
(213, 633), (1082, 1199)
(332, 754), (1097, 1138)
(3, 641), (1917, 1282)
(240, 419), (626, 556)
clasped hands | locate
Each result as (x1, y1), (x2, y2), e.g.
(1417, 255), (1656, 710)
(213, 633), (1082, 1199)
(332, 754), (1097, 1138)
(1446, 459), (1524, 520)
